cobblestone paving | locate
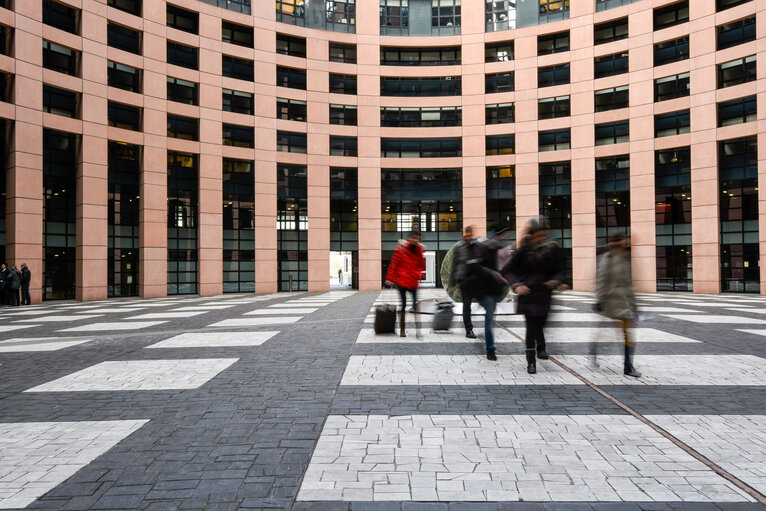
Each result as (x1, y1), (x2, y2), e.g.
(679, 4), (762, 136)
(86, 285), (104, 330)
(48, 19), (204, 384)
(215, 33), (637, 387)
(0, 290), (765, 510)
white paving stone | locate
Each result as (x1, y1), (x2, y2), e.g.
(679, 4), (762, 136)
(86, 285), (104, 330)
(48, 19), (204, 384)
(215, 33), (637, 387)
(660, 314), (766, 324)
(60, 321), (167, 332)
(74, 308), (146, 314)
(341, 355), (582, 386)
(0, 325), (41, 334)
(506, 327), (701, 344)
(25, 358), (239, 391)
(296, 414), (752, 502)
(726, 308), (766, 314)
(0, 337), (92, 352)
(556, 355), (766, 386)
(636, 307), (704, 313)
(645, 415), (766, 496)
(16, 315), (102, 323)
(501, 312), (610, 323)
(737, 329), (766, 337)
(0, 420), (148, 509)
(208, 317), (303, 327)
(128, 311), (208, 319)
(246, 308), (318, 315)
(270, 302), (330, 307)
(0, 309), (64, 316)
(146, 331), (279, 348)
(171, 305), (238, 311)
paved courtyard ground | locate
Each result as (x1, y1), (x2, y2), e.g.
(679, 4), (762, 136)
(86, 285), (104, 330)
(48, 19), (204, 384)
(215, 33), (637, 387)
(0, 289), (765, 510)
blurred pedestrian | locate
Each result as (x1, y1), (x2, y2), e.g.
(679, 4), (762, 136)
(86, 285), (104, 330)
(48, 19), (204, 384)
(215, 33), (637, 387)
(7, 265), (21, 306)
(502, 217), (567, 374)
(448, 225), (477, 338)
(20, 263), (31, 305)
(0, 262), (7, 305)
(385, 230), (425, 337)
(338, 267), (343, 285)
(595, 234), (640, 378)
(464, 225), (511, 360)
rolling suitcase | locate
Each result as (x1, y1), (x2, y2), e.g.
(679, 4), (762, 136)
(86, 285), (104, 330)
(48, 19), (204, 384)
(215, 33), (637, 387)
(374, 304), (397, 334)
(432, 301), (454, 331)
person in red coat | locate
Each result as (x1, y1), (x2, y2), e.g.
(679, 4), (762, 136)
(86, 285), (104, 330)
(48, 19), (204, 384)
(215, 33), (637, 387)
(384, 231), (425, 337)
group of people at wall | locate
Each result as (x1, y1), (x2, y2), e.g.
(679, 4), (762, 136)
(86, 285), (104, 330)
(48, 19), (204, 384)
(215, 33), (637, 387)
(0, 263), (31, 306)
(385, 220), (641, 378)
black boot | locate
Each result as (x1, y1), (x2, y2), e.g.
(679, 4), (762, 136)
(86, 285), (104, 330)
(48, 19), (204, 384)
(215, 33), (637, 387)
(624, 343), (640, 378)
(537, 339), (549, 360)
(399, 310), (406, 338)
(526, 350), (536, 374)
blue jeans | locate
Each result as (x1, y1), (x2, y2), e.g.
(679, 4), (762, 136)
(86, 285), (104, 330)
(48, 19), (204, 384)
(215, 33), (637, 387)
(478, 295), (500, 351)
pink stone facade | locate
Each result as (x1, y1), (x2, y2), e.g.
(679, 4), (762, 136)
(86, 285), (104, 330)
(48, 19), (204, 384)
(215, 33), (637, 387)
(1, 0), (765, 301)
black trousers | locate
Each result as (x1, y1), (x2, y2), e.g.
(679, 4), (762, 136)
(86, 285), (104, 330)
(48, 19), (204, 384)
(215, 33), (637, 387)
(397, 286), (418, 312)
(459, 283), (473, 331)
(21, 285), (31, 305)
(524, 314), (548, 354)
(9, 288), (19, 306)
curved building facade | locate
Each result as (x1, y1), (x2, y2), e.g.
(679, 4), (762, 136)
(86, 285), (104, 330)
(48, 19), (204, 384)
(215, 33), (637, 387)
(0, 0), (764, 302)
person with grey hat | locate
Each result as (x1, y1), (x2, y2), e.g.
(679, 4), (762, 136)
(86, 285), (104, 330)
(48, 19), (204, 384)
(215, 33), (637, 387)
(20, 263), (31, 305)
(502, 217), (568, 374)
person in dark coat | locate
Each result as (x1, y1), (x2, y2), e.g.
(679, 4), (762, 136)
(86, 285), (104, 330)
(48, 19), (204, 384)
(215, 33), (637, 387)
(385, 231), (426, 337)
(448, 225), (476, 338)
(7, 265), (21, 306)
(502, 217), (567, 374)
(0, 262), (8, 305)
(20, 263), (31, 305)
(463, 226), (511, 360)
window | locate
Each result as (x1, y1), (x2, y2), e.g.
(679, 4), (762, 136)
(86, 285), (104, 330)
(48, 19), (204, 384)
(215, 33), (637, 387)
(538, 64), (569, 87)
(326, 0), (355, 31)
(539, 0), (569, 13)
(277, 98), (307, 121)
(718, 56), (756, 88)
(538, 31), (569, 55)
(222, 22), (253, 48)
(595, 120), (629, 145)
(276, 34), (306, 58)
(654, 37), (689, 66)
(655, 73), (690, 102)
(277, 66), (307, 90)
(717, 17), (756, 50)
(485, 41), (513, 62)
(718, 96), (756, 126)
(654, 1), (688, 30)
(594, 51), (628, 78)
(381, 138), (462, 158)
(330, 73), (357, 94)
(0, 25), (11, 57)
(223, 158), (254, 293)
(167, 41), (198, 70)
(538, 129), (570, 151)
(43, 0), (78, 34)
(223, 124), (254, 148)
(167, 4), (198, 34)
(486, 134), (515, 155)
(108, 102), (141, 131)
(277, 131), (307, 153)
(167, 77), (198, 105)
(538, 96), (570, 119)
(596, 0), (639, 11)
(596, 155), (630, 248)
(380, 46), (460, 66)
(43, 85), (78, 118)
(107, 142), (140, 298)
(486, 1), (517, 31)
(432, 0), (461, 34)
(717, 0), (752, 10)
(167, 114), (198, 141)
(329, 43), (356, 63)
(107, 0), (141, 16)
(380, 0), (409, 36)
(595, 86), (628, 112)
(330, 136), (358, 156)
(485, 103), (514, 124)
(0, 72), (11, 103)
(108, 23), (141, 54)
(330, 104), (357, 125)
(594, 18), (628, 45)
(223, 89), (254, 115)
(167, 151), (198, 295)
(107, 61), (140, 92)
(276, 0), (305, 25)
(223, 55), (254, 81)
(381, 107), (461, 127)
(655, 110), (690, 137)
(43, 41), (78, 76)
(485, 72), (514, 93)
(381, 76), (460, 96)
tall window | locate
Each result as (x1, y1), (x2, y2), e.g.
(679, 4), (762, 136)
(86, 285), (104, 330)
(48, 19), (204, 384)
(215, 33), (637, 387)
(330, 167), (358, 260)
(538, 31), (569, 55)
(326, 0), (355, 32)
(223, 158), (255, 293)
(108, 142), (140, 297)
(486, 1), (516, 31)
(486, 165), (515, 245)
(43, 129), (77, 300)
(596, 156), (630, 247)
(277, 164), (308, 291)
(539, 0), (570, 24)
(276, 0), (305, 25)
(719, 137), (759, 292)
(655, 147), (692, 291)
(432, 0), (461, 35)
(380, 0), (409, 36)
(539, 161), (571, 273)
(0, 121), (6, 267)
(167, 152), (198, 295)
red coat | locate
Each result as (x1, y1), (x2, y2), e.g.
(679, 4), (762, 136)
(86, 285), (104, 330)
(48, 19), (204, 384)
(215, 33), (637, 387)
(386, 241), (425, 290)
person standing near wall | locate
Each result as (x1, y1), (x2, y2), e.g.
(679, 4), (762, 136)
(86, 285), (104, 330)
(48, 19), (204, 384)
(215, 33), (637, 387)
(7, 265), (21, 306)
(0, 263), (7, 305)
(20, 263), (31, 305)
(448, 225), (477, 338)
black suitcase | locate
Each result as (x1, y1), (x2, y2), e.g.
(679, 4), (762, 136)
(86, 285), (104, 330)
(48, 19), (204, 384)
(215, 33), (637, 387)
(374, 304), (397, 334)
(432, 301), (454, 331)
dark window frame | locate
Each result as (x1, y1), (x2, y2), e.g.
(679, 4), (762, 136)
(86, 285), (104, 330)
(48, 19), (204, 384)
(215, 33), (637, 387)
(655, 110), (691, 137)
(381, 76), (460, 96)
(223, 89), (254, 115)
(222, 123), (254, 148)
(43, 40), (78, 76)
(167, 77), (198, 105)
(595, 120), (629, 145)
(43, 0), (79, 34)
(108, 101), (141, 131)
(717, 17), (756, 50)
(381, 106), (462, 127)
(277, 130), (308, 153)
(718, 56), (757, 88)
(655, 73), (690, 102)
(485, 41), (513, 62)
(486, 134), (515, 155)
(595, 85), (629, 112)
(485, 72), (514, 93)
(718, 95), (757, 127)
(167, 4), (198, 34)
(381, 138), (462, 158)
(277, 66), (307, 90)
(485, 103), (514, 124)
(167, 41), (198, 70)
(594, 18), (628, 45)
(43, 84), (78, 118)
(107, 61), (141, 92)
(594, 51), (629, 79)
(538, 129), (571, 151)
(538, 64), (569, 87)
(276, 33), (306, 58)
(654, 1), (689, 30)
(329, 104), (357, 126)
(167, 114), (198, 141)
(537, 31), (569, 55)
(329, 42), (357, 63)
(222, 21), (253, 48)
(277, 98), (308, 121)
(223, 55), (254, 81)
(330, 135), (358, 156)
(330, 73), (357, 94)
(654, 37), (689, 67)
(380, 46), (461, 66)
(107, 0), (141, 16)
(107, 23), (141, 54)
(538, 95), (570, 119)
